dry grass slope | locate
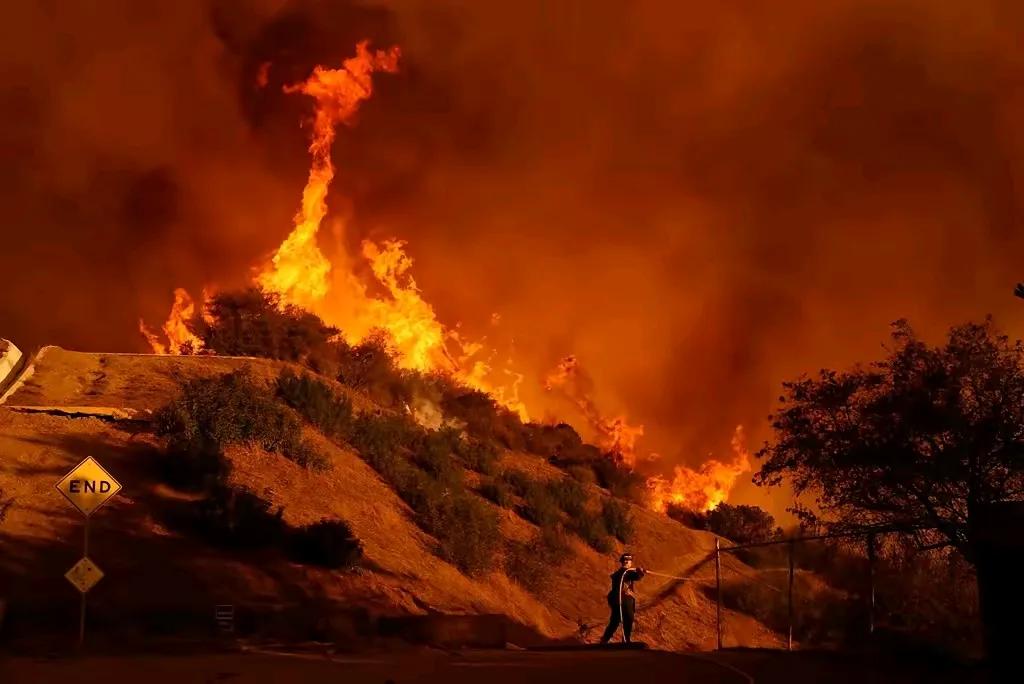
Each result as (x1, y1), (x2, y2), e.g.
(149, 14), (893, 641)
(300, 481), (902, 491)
(0, 348), (782, 650)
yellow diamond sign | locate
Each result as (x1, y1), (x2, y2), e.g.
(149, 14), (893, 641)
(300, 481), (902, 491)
(55, 456), (122, 517)
(65, 557), (104, 594)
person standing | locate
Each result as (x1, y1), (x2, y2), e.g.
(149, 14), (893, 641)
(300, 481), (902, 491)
(600, 552), (646, 644)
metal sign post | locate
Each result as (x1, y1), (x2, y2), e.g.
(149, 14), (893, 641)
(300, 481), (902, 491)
(55, 456), (121, 649)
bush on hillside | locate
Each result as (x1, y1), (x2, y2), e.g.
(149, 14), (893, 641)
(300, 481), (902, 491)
(505, 526), (573, 593)
(480, 477), (515, 508)
(546, 478), (587, 518)
(667, 502), (778, 546)
(196, 288), (340, 364)
(155, 368), (326, 487)
(590, 457), (646, 502)
(601, 499), (634, 543)
(521, 481), (562, 528)
(523, 422), (584, 458)
(571, 509), (613, 553)
(454, 436), (500, 476)
(440, 387), (526, 450)
(500, 469), (533, 497)
(422, 493), (502, 575)
(567, 465), (597, 485)
(287, 519), (363, 570)
(276, 369), (353, 438)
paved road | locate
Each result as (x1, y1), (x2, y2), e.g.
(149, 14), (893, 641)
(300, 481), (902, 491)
(0, 648), (749, 684)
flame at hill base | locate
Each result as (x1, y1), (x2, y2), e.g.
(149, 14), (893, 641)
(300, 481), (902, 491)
(140, 40), (749, 514)
(647, 426), (752, 513)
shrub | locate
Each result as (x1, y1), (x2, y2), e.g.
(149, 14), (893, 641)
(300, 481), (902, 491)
(154, 369), (327, 485)
(423, 493), (502, 575)
(288, 519), (363, 570)
(521, 482), (561, 528)
(568, 465), (596, 485)
(500, 469), (533, 497)
(277, 369), (353, 438)
(667, 503), (778, 546)
(571, 510), (613, 553)
(414, 429), (464, 488)
(480, 478), (515, 508)
(440, 387), (526, 449)
(455, 437), (500, 476)
(523, 422), (583, 458)
(505, 526), (573, 593)
(601, 499), (634, 543)
(590, 458), (645, 501)
(196, 288), (339, 362)
(546, 478), (587, 518)
(705, 503), (778, 545)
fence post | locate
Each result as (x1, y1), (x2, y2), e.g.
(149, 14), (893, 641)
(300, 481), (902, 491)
(787, 538), (795, 651)
(715, 537), (723, 650)
(867, 533), (876, 637)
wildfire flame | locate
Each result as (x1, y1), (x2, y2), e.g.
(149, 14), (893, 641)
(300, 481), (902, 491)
(545, 355), (644, 466)
(140, 40), (750, 514)
(646, 426), (752, 513)
(138, 288), (204, 355)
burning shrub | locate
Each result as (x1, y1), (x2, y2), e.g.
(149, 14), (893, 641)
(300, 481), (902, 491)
(601, 499), (634, 543)
(196, 288), (340, 363)
(505, 526), (573, 593)
(287, 519), (363, 570)
(276, 369), (354, 438)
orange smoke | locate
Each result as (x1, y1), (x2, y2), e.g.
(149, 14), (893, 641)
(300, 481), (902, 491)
(647, 426), (752, 513)
(545, 355), (645, 466)
(139, 287), (204, 355)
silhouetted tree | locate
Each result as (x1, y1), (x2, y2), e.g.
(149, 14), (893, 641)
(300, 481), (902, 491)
(756, 318), (1024, 563)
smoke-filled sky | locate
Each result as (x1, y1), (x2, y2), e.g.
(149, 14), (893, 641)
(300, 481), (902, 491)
(3, 0), (1023, 515)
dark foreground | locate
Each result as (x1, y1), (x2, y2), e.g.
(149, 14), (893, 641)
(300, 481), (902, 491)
(0, 646), (992, 684)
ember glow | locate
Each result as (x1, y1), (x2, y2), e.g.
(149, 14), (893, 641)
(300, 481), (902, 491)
(647, 426), (753, 513)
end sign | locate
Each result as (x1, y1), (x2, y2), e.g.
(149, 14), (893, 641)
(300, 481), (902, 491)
(55, 456), (122, 517)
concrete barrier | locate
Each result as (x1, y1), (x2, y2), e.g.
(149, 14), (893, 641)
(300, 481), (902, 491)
(0, 339), (25, 401)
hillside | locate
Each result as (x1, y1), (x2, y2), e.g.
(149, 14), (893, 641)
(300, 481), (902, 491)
(0, 347), (782, 651)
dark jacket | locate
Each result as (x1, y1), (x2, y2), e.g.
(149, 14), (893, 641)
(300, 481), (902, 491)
(607, 567), (646, 604)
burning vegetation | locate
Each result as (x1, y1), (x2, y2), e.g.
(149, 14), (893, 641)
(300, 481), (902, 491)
(139, 40), (748, 515)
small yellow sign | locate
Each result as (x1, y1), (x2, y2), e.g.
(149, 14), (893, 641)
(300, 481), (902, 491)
(65, 557), (104, 594)
(55, 456), (122, 517)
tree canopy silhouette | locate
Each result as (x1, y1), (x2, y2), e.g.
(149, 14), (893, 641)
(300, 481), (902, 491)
(756, 319), (1024, 562)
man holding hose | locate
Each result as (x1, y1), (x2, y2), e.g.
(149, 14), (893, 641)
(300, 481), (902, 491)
(600, 552), (646, 644)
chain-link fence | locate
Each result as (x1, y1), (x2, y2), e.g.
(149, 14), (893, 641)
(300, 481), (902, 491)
(711, 531), (982, 657)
